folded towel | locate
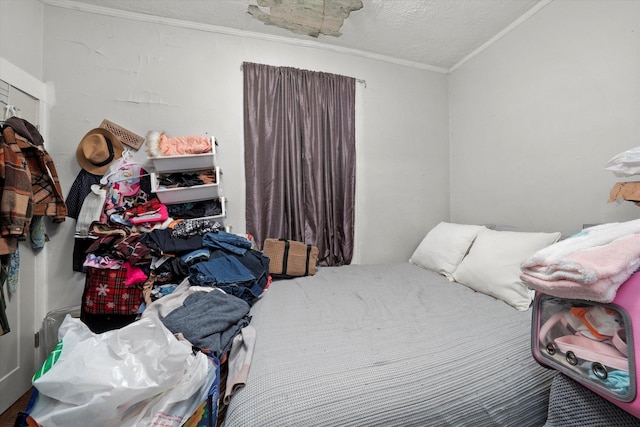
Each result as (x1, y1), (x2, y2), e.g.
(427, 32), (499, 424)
(520, 219), (640, 302)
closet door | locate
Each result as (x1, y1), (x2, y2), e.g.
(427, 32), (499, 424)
(0, 78), (40, 415)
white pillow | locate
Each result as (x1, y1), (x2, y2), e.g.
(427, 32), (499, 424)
(452, 228), (561, 311)
(410, 222), (486, 279)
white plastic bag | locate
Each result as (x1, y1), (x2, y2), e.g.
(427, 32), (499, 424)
(29, 315), (214, 427)
(605, 146), (640, 177)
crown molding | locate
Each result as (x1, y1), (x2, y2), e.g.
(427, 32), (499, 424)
(42, 0), (449, 74)
(42, 0), (552, 75)
(449, 0), (554, 73)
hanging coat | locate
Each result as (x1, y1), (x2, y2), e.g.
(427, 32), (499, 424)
(3, 117), (67, 222)
(0, 130), (33, 255)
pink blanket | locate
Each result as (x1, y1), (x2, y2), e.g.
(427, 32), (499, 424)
(520, 220), (640, 302)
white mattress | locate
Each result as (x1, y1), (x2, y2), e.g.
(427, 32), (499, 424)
(223, 263), (554, 426)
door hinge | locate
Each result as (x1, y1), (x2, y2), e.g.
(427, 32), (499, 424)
(34, 332), (40, 348)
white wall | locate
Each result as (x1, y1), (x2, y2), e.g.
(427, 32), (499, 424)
(8, 0), (640, 318)
(0, 0), (43, 80)
(449, 0), (640, 236)
(5, 0), (640, 365)
(41, 5), (450, 311)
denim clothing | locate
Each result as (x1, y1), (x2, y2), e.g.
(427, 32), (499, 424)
(202, 231), (252, 255)
(218, 278), (266, 304)
(181, 248), (211, 265)
(189, 256), (256, 286)
(212, 249), (271, 304)
(187, 248), (271, 304)
(229, 249), (269, 279)
(30, 216), (46, 250)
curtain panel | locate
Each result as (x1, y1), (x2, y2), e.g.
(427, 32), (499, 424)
(243, 62), (356, 266)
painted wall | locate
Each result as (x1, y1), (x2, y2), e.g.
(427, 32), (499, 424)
(449, 0), (640, 236)
(0, 0), (43, 80)
(41, 5), (450, 311)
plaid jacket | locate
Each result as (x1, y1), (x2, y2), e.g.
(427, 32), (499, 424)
(0, 131), (33, 255)
(3, 124), (67, 222)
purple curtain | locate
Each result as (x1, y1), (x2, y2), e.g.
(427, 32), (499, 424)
(243, 62), (356, 266)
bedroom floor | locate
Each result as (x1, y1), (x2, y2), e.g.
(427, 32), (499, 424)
(0, 389), (32, 426)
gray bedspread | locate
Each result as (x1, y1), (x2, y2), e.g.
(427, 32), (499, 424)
(223, 263), (555, 427)
(544, 373), (640, 426)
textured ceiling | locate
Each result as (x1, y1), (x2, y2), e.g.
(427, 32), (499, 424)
(247, 0), (364, 37)
(52, 0), (548, 71)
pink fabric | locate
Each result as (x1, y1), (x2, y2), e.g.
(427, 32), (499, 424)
(124, 262), (147, 286)
(523, 232), (640, 284)
(159, 134), (211, 156)
(524, 272), (628, 302)
(521, 232), (640, 302)
(129, 204), (168, 225)
(554, 334), (628, 371)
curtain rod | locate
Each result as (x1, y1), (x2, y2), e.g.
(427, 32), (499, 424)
(239, 64), (366, 88)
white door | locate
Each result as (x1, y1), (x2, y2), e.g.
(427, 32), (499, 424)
(0, 78), (40, 415)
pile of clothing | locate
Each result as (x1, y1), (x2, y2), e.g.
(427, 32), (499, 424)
(79, 218), (270, 332)
(49, 123), (270, 426)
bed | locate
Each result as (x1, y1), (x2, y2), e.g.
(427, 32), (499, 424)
(222, 222), (563, 426)
(19, 222), (560, 426)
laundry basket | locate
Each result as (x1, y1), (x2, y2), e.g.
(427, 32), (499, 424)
(42, 305), (81, 356)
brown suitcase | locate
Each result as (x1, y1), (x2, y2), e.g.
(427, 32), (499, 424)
(262, 238), (318, 277)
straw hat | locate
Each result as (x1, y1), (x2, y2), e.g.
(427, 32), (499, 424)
(76, 128), (124, 175)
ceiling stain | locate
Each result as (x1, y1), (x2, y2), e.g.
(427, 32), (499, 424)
(247, 0), (364, 38)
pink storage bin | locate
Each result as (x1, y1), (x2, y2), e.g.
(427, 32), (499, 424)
(532, 272), (640, 418)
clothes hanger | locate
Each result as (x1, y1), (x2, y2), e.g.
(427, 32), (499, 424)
(1, 104), (20, 128)
(101, 151), (151, 185)
(121, 148), (135, 163)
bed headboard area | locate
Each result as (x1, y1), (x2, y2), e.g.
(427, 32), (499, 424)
(409, 221), (561, 311)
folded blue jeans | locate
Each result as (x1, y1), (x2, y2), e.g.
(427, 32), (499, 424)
(189, 256), (255, 286)
(202, 231), (252, 255)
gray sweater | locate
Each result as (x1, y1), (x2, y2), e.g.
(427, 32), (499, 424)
(161, 290), (251, 357)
